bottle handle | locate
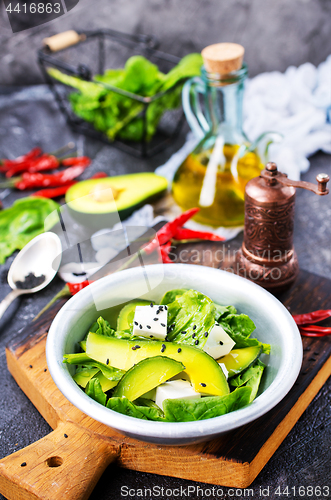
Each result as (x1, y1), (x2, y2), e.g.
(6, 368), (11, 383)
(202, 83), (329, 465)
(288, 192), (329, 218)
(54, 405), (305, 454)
(182, 77), (210, 140)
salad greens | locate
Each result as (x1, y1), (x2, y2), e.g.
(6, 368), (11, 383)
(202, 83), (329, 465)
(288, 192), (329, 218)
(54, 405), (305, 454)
(64, 288), (270, 422)
(0, 197), (59, 264)
(48, 53), (203, 142)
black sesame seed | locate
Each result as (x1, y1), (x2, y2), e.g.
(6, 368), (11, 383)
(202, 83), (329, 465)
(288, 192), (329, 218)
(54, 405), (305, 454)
(150, 335), (154, 338)
(158, 306), (163, 311)
(134, 321), (138, 325)
(192, 333), (196, 338)
(171, 323), (175, 328)
(193, 325), (197, 330)
(139, 324), (143, 329)
(219, 341), (223, 345)
(204, 332), (208, 337)
(161, 344), (166, 353)
(181, 331), (187, 334)
(165, 305), (168, 310)
(200, 383), (206, 387)
(44, 368), (47, 372)
(29, 365), (33, 368)
(156, 310), (160, 315)
(150, 302), (153, 307)
(135, 345), (141, 349)
(177, 348), (182, 353)
(132, 346), (137, 350)
(161, 323), (166, 327)
(147, 325), (151, 329)
(154, 318), (159, 321)
(64, 434), (68, 439)
(106, 359), (109, 365)
(195, 339), (199, 345)
(21, 462), (27, 467)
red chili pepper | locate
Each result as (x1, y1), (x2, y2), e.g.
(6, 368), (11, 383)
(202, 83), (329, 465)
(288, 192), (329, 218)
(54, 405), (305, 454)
(293, 309), (331, 326)
(32, 172), (107, 198)
(144, 208), (200, 254)
(159, 241), (173, 264)
(32, 181), (77, 198)
(172, 227), (225, 242)
(61, 156), (91, 167)
(12, 165), (87, 190)
(6, 154), (59, 178)
(0, 147), (42, 171)
(67, 280), (91, 295)
(299, 325), (331, 337)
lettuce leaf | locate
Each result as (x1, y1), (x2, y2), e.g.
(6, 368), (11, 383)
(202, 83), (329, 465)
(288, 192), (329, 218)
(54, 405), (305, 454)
(166, 289), (216, 347)
(163, 386), (252, 422)
(218, 311), (270, 354)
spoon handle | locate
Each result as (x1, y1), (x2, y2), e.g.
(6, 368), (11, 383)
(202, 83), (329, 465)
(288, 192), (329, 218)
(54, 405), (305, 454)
(0, 289), (22, 320)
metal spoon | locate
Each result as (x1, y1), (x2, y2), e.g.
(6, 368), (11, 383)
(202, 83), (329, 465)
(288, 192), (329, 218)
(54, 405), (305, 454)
(0, 232), (62, 320)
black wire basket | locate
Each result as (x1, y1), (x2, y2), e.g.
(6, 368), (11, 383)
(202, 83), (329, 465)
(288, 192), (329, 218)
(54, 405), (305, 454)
(38, 29), (187, 158)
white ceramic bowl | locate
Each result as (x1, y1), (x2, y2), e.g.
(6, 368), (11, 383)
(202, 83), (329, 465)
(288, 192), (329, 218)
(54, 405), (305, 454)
(46, 264), (302, 445)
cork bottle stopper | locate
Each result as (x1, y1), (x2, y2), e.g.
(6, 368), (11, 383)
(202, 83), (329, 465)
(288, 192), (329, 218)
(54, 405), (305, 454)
(201, 43), (245, 74)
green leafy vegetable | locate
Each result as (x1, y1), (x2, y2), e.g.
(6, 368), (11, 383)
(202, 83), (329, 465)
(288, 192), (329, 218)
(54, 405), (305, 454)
(218, 310), (270, 354)
(163, 386), (252, 422)
(106, 397), (165, 421)
(85, 378), (107, 406)
(47, 53), (202, 142)
(166, 289), (216, 347)
(0, 197), (59, 264)
(63, 352), (125, 381)
(230, 360), (266, 402)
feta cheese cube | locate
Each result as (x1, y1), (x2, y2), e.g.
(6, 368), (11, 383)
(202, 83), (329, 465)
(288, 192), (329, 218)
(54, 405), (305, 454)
(155, 380), (201, 411)
(132, 304), (167, 340)
(202, 324), (235, 359)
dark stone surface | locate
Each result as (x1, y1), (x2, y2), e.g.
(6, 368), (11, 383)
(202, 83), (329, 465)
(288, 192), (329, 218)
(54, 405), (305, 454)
(1, 0), (331, 85)
(0, 82), (330, 500)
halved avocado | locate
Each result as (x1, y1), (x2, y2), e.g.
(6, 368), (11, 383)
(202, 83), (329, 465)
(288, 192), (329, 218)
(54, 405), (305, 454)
(113, 356), (185, 401)
(65, 172), (168, 229)
(86, 333), (229, 396)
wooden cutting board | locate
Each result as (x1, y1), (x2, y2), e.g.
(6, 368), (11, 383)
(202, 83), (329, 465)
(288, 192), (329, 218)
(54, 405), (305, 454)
(0, 259), (330, 500)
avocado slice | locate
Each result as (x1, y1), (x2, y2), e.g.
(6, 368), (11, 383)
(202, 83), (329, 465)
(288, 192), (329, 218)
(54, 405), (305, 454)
(65, 172), (168, 228)
(117, 299), (152, 331)
(113, 356), (185, 401)
(218, 346), (262, 378)
(86, 333), (229, 396)
(73, 367), (99, 388)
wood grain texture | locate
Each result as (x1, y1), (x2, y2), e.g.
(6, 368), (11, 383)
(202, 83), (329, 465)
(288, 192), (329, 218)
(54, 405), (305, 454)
(0, 265), (330, 500)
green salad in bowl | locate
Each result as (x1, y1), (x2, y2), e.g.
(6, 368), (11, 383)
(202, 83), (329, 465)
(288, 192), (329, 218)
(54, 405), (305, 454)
(63, 288), (270, 422)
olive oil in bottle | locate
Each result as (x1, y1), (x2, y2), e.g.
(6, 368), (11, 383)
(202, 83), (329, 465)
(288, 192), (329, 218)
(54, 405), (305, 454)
(172, 43), (271, 227)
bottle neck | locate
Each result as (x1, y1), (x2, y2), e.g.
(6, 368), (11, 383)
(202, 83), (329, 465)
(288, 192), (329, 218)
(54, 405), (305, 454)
(201, 64), (247, 142)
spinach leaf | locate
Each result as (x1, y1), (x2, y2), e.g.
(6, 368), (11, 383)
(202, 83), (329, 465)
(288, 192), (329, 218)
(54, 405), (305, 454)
(218, 312), (270, 354)
(106, 397), (165, 421)
(63, 352), (125, 381)
(85, 378), (107, 406)
(163, 386), (252, 422)
(166, 289), (216, 347)
(230, 360), (266, 403)
(93, 317), (133, 340)
(0, 197), (59, 264)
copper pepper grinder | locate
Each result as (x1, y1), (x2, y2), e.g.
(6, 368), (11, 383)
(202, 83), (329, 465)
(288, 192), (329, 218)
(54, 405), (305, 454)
(235, 162), (329, 292)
